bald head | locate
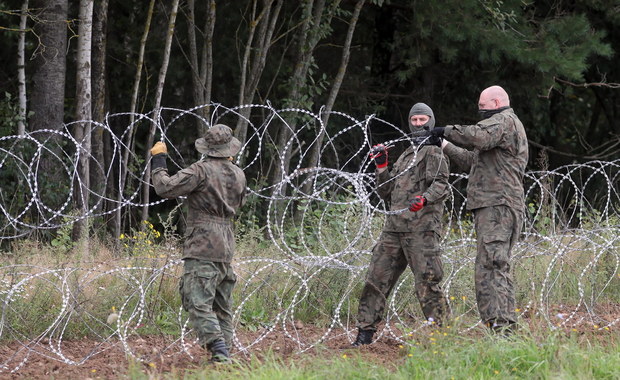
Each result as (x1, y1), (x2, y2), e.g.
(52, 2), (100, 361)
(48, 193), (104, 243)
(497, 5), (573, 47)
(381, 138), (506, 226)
(478, 85), (510, 110)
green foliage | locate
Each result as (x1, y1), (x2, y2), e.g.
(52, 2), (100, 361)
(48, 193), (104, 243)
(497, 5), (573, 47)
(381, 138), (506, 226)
(0, 271), (65, 342)
(284, 191), (379, 258)
(395, 329), (620, 379)
(156, 203), (183, 244)
(527, 201), (554, 235)
(527, 14), (612, 82)
(236, 178), (267, 239)
(119, 220), (163, 257)
(0, 92), (24, 135)
(238, 297), (268, 332)
(393, 0), (611, 88)
(125, 331), (620, 379)
(50, 219), (76, 253)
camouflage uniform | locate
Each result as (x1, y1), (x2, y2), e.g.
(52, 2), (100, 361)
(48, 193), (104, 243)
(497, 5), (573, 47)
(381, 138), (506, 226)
(443, 107), (528, 328)
(357, 133), (451, 331)
(152, 125), (246, 349)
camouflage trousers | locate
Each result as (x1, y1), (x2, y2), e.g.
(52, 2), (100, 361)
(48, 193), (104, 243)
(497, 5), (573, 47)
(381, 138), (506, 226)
(180, 258), (236, 349)
(357, 231), (448, 331)
(473, 205), (522, 327)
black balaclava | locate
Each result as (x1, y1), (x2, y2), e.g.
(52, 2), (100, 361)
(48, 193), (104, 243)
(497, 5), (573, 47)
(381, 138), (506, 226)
(408, 102), (435, 134)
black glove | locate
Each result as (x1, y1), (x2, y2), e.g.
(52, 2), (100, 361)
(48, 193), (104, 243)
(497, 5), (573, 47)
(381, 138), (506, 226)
(370, 144), (388, 168)
(412, 129), (442, 147)
(426, 135), (442, 147)
(151, 153), (167, 171)
(431, 127), (445, 138)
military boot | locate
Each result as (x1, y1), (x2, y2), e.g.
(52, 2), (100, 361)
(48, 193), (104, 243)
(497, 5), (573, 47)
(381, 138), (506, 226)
(492, 323), (517, 338)
(351, 329), (374, 347)
(207, 338), (231, 363)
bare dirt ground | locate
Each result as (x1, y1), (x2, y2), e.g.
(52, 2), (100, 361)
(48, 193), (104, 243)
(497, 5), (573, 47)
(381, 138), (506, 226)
(1, 304), (619, 379)
(0, 326), (403, 380)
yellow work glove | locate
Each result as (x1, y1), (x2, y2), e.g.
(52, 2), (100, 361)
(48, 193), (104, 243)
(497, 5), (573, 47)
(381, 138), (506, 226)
(150, 141), (168, 156)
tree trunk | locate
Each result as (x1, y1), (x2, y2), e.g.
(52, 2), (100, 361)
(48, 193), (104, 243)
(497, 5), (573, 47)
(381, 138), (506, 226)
(304, 0), (364, 185)
(187, 0), (216, 136)
(17, 0), (28, 136)
(72, 0), (94, 250)
(141, 0), (180, 226)
(292, 0), (364, 221)
(270, 0), (340, 194)
(29, 0), (68, 228)
(91, 0), (109, 233)
(187, 0), (213, 131)
(187, 0), (204, 113)
(114, 0), (156, 240)
(235, 0), (282, 145)
(202, 0), (216, 135)
(30, 0), (67, 134)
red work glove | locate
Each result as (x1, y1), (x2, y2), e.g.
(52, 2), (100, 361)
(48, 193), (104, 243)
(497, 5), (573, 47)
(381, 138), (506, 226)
(409, 196), (427, 212)
(370, 144), (388, 169)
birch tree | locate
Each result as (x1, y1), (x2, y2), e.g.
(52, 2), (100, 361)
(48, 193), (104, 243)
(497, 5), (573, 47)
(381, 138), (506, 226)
(113, 0), (155, 240)
(141, 0), (181, 225)
(17, 0), (28, 136)
(72, 0), (94, 245)
(234, 0), (283, 145)
(301, 0), (365, 199)
(270, 0), (341, 194)
(187, 0), (216, 135)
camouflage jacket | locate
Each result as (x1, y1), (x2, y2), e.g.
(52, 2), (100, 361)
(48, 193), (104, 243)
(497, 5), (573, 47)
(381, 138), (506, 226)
(152, 157), (247, 262)
(443, 108), (528, 211)
(376, 144), (450, 233)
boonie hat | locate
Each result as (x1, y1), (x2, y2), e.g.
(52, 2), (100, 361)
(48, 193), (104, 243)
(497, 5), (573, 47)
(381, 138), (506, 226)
(195, 124), (242, 158)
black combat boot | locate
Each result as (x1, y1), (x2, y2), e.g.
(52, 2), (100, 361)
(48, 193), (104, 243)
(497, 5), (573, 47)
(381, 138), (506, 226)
(351, 329), (374, 347)
(492, 323), (517, 338)
(207, 338), (231, 363)
(487, 319), (517, 338)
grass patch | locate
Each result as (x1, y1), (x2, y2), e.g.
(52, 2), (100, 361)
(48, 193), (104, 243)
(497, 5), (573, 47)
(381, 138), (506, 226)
(125, 330), (620, 379)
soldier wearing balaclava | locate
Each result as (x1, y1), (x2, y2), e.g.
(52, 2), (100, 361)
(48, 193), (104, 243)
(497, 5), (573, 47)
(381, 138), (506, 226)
(408, 102), (436, 132)
(353, 103), (450, 347)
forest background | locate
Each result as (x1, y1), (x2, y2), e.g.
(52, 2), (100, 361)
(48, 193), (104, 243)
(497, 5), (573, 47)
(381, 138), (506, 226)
(0, 0), (618, 242)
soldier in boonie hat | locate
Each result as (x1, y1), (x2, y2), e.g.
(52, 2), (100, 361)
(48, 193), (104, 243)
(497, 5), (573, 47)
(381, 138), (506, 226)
(149, 123), (247, 363)
(195, 124), (242, 158)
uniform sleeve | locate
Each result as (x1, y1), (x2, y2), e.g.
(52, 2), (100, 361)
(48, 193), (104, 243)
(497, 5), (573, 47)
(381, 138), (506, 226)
(442, 141), (474, 173)
(152, 165), (203, 198)
(375, 168), (394, 201)
(422, 148), (450, 203)
(445, 118), (505, 151)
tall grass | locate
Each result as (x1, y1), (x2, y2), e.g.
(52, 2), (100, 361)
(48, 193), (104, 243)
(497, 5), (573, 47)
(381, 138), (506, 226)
(2, 206), (620, 378)
(127, 330), (620, 379)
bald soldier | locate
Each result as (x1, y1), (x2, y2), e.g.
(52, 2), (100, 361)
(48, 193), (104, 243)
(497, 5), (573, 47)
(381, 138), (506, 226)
(150, 125), (246, 362)
(429, 86), (528, 334)
(352, 103), (450, 347)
